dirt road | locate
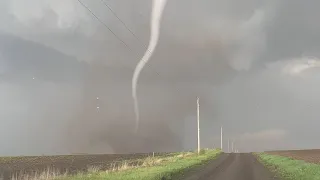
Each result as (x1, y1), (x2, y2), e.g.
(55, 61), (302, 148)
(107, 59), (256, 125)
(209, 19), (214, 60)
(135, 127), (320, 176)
(180, 153), (278, 180)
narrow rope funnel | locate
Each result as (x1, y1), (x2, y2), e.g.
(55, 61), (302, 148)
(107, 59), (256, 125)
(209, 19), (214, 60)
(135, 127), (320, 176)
(132, 0), (168, 133)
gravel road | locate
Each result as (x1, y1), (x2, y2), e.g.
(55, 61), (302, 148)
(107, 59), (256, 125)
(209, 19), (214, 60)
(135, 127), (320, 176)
(180, 153), (278, 180)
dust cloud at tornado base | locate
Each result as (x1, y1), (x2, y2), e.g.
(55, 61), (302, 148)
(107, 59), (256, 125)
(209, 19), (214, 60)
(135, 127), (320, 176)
(0, 0), (320, 155)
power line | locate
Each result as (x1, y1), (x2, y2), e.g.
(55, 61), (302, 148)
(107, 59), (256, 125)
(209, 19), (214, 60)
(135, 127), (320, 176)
(76, 0), (130, 48)
(99, 0), (146, 48)
(77, 0), (162, 77)
(77, 1), (208, 143)
(77, 0), (194, 106)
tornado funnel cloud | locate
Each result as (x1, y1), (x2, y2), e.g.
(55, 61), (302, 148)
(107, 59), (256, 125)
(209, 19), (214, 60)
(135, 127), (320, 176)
(132, 0), (168, 133)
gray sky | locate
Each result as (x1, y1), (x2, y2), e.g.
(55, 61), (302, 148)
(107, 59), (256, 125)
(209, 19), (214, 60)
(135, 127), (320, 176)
(0, 0), (320, 155)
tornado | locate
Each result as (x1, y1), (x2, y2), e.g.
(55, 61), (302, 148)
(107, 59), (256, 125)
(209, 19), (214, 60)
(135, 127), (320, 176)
(132, 0), (168, 133)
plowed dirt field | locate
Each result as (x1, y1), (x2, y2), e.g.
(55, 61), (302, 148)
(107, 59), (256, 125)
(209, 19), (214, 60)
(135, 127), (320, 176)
(266, 149), (320, 164)
(0, 152), (171, 179)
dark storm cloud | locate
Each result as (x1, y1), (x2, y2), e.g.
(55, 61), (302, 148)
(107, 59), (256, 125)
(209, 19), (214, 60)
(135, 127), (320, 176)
(0, 0), (319, 155)
(0, 33), (88, 83)
(262, 0), (320, 63)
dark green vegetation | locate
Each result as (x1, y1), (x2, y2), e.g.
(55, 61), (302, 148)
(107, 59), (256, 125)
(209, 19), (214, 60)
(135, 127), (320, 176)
(257, 153), (320, 180)
(58, 149), (221, 180)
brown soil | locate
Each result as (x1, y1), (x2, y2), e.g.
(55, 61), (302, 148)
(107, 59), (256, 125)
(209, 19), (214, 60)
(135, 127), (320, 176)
(266, 149), (320, 164)
(0, 152), (170, 179)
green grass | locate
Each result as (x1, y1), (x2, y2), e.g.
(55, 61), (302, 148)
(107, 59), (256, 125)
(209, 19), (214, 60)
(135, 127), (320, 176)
(57, 149), (222, 180)
(256, 153), (320, 180)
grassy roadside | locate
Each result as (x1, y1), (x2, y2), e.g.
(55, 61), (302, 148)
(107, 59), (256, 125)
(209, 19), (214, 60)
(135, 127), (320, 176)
(256, 153), (320, 180)
(57, 149), (222, 180)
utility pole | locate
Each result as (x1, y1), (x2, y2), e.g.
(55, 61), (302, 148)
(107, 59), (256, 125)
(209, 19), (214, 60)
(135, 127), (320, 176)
(228, 139), (230, 153)
(231, 141), (234, 153)
(220, 126), (223, 151)
(197, 97), (200, 154)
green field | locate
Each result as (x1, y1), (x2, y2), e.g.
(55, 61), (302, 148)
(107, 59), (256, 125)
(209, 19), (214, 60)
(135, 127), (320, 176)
(56, 149), (221, 180)
(257, 153), (320, 180)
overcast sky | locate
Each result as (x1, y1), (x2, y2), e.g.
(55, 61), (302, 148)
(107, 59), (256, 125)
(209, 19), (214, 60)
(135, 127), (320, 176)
(0, 0), (320, 155)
